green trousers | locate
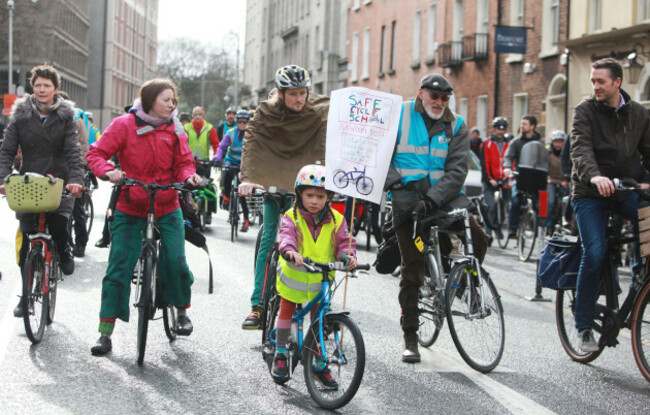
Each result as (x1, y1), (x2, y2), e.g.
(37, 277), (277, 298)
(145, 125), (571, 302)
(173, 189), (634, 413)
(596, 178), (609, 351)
(99, 209), (194, 322)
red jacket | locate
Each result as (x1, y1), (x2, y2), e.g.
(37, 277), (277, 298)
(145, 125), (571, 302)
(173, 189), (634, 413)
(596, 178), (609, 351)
(87, 113), (196, 218)
(483, 138), (509, 181)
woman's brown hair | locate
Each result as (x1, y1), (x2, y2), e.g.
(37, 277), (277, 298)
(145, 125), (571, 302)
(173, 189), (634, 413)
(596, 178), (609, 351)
(139, 78), (179, 114)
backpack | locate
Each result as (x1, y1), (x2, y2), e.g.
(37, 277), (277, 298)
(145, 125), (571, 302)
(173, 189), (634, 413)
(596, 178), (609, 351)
(374, 219), (401, 274)
(537, 236), (581, 290)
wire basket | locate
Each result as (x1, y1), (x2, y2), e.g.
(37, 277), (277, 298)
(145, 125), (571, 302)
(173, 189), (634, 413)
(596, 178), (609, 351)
(4, 173), (63, 213)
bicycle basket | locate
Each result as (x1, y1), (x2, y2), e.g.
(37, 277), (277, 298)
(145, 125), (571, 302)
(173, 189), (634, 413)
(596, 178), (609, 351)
(4, 173), (63, 213)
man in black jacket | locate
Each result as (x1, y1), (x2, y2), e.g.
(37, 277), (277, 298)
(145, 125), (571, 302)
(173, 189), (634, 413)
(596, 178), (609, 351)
(570, 58), (650, 352)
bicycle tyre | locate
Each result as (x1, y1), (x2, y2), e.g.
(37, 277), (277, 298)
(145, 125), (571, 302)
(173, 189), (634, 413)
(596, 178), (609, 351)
(418, 253), (444, 347)
(303, 314), (365, 410)
(47, 258), (59, 325)
(555, 288), (604, 363)
(197, 197), (207, 232)
(355, 176), (374, 196)
(84, 193), (94, 235)
(333, 170), (349, 189)
(254, 224), (264, 272)
(631, 279), (650, 382)
(260, 248), (280, 342)
(22, 247), (48, 344)
(496, 196), (509, 249)
(230, 189), (239, 242)
(365, 205), (371, 250)
(163, 305), (178, 341)
(137, 254), (154, 365)
(517, 204), (537, 262)
(445, 262), (505, 373)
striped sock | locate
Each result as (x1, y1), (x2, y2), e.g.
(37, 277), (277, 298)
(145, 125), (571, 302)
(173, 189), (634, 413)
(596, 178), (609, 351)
(98, 319), (115, 335)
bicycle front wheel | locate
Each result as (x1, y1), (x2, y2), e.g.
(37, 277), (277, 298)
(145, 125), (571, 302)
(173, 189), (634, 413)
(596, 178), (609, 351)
(517, 204), (537, 262)
(555, 288), (603, 363)
(303, 314), (365, 410)
(197, 197), (207, 232)
(630, 280), (650, 382)
(418, 253), (444, 347)
(22, 248), (48, 344)
(47, 259), (59, 325)
(136, 254), (154, 365)
(496, 196), (510, 249)
(230, 190), (239, 242)
(445, 262), (505, 372)
(84, 194), (94, 235)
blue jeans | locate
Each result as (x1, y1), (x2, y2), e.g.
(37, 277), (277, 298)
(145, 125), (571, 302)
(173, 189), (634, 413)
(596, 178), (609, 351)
(251, 196), (293, 307)
(572, 193), (638, 330)
(508, 181), (521, 232)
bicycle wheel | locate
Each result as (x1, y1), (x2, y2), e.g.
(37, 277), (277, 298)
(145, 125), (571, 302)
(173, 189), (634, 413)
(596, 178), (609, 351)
(197, 197), (207, 232)
(260, 248), (280, 342)
(84, 194), (94, 235)
(47, 258), (59, 325)
(333, 170), (349, 189)
(517, 204), (537, 262)
(355, 176), (374, 195)
(445, 262), (505, 372)
(555, 288), (604, 363)
(230, 190), (239, 242)
(418, 254), (444, 347)
(631, 280), (650, 382)
(136, 254), (154, 365)
(364, 206), (371, 250)
(22, 247), (48, 344)
(303, 314), (365, 410)
(496, 196), (510, 249)
(163, 305), (178, 341)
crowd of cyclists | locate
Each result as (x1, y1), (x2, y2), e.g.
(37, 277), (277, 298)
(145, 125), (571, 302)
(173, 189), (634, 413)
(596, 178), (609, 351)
(1, 56), (650, 400)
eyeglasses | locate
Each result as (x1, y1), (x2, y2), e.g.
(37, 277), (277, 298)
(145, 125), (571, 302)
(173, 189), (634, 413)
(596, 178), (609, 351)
(237, 120), (249, 124)
(497, 126), (506, 130)
(428, 93), (450, 102)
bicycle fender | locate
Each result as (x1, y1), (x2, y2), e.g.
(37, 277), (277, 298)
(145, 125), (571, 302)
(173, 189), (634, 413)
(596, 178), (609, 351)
(452, 257), (472, 267)
(325, 310), (351, 317)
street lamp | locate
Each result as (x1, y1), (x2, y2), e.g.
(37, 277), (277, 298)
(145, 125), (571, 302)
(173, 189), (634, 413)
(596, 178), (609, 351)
(7, 0), (14, 94)
(222, 31), (240, 110)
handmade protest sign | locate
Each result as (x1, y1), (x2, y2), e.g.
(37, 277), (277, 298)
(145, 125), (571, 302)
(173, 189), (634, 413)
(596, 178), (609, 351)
(325, 87), (402, 204)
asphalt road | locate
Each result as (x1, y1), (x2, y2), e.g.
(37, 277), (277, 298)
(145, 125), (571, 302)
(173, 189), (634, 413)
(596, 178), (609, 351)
(0, 183), (648, 414)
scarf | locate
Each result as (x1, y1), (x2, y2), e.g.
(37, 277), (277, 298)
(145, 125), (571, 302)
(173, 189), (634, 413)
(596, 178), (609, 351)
(30, 94), (62, 115)
(130, 98), (177, 127)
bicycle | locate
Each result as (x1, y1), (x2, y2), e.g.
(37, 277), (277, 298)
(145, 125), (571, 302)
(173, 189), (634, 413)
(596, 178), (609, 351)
(261, 257), (370, 409)
(4, 173), (75, 344)
(547, 182), (574, 236)
(555, 179), (650, 382)
(515, 188), (539, 262)
(333, 166), (374, 195)
(106, 176), (191, 365)
(491, 178), (511, 249)
(193, 160), (218, 232)
(414, 208), (505, 372)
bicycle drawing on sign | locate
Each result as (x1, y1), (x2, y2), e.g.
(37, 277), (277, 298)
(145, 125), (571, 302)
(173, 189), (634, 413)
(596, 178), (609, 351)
(333, 166), (374, 195)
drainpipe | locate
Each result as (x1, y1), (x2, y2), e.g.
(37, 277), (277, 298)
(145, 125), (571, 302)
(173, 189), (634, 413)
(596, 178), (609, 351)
(494, 0), (502, 118)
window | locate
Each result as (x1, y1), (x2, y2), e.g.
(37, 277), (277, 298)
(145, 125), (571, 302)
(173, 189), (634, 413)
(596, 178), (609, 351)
(412, 9), (422, 66)
(540, 0), (560, 56)
(426, 4), (437, 63)
(353, 0), (360, 11)
(362, 27), (370, 79)
(351, 32), (359, 82)
(452, 0), (464, 62)
(589, 0), (602, 33)
(390, 21), (397, 73)
(477, 95), (488, 139)
(512, 93), (529, 134)
(380, 25), (387, 74)
(641, 0), (650, 22)
(477, 0), (489, 33)
(510, 0), (525, 26)
(459, 98), (469, 122)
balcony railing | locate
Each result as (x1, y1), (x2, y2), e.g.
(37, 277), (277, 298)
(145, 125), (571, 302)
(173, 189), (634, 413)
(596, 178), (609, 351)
(462, 33), (489, 61)
(438, 41), (464, 67)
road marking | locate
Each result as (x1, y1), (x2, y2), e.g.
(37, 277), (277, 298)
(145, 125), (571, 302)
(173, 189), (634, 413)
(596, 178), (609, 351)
(417, 347), (557, 415)
(0, 277), (20, 367)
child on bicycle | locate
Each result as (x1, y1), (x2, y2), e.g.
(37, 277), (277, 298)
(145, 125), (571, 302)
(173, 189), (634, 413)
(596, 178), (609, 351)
(272, 164), (358, 385)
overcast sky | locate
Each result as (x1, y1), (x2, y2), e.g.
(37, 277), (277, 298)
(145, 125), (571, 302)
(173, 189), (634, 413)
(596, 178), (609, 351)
(157, 0), (246, 49)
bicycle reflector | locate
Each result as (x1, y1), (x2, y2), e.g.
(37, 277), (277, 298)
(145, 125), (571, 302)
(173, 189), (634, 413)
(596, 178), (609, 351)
(4, 173), (63, 213)
(414, 236), (425, 252)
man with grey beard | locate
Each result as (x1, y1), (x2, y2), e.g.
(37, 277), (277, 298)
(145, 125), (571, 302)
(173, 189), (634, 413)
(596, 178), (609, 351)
(384, 74), (488, 363)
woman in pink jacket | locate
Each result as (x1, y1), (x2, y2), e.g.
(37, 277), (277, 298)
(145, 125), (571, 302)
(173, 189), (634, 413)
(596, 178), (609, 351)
(86, 78), (201, 357)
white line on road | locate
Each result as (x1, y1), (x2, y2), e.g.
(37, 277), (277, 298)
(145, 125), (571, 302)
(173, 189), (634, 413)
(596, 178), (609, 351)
(417, 347), (557, 415)
(0, 277), (20, 367)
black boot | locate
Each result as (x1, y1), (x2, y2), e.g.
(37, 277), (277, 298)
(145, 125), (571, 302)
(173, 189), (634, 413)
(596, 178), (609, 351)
(402, 331), (421, 363)
(91, 335), (112, 356)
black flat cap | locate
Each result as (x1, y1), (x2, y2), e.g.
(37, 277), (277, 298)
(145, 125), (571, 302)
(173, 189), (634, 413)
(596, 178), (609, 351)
(420, 73), (453, 94)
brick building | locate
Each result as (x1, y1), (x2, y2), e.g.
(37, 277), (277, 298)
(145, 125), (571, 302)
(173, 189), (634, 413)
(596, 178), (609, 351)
(347, 0), (568, 140)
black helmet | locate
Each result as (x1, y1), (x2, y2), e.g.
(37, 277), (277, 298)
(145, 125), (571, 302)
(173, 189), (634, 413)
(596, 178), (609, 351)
(275, 65), (311, 90)
(492, 117), (508, 129)
(179, 113), (191, 122)
(236, 109), (251, 120)
(225, 107), (236, 115)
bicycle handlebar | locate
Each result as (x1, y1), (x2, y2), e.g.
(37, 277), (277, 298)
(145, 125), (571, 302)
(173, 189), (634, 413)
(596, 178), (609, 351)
(253, 187), (296, 198)
(301, 257), (370, 273)
(613, 178), (650, 201)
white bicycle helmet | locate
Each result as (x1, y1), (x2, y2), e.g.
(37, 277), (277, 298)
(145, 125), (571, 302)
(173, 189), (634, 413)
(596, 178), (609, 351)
(275, 65), (311, 90)
(295, 164), (326, 192)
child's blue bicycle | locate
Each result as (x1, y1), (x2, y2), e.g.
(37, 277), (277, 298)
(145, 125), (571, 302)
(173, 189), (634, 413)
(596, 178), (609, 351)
(261, 257), (370, 410)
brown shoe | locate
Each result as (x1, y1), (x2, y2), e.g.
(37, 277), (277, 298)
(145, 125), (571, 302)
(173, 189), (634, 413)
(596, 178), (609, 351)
(402, 333), (421, 363)
(242, 306), (262, 330)
(72, 245), (86, 258)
